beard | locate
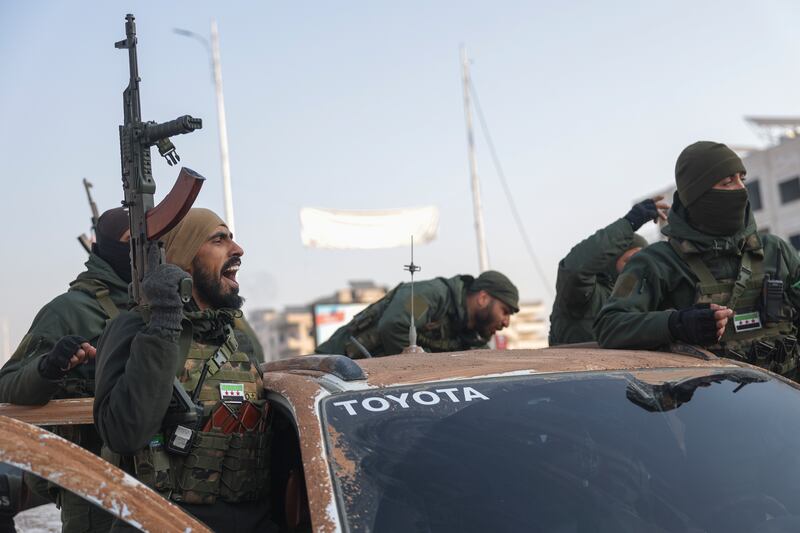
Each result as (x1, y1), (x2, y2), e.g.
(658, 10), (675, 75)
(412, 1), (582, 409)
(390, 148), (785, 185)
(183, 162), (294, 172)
(473, 301), (496, 339)
(191, 257), (244, 310)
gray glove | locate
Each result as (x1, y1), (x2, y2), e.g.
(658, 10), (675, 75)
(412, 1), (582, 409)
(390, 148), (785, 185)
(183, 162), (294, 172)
(142, 263), (190, 332)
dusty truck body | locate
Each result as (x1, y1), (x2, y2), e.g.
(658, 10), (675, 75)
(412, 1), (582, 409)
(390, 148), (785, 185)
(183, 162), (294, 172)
(6, 347), (800, 532)
(265, 348), (800, 533)
(0, 415), (210, 532)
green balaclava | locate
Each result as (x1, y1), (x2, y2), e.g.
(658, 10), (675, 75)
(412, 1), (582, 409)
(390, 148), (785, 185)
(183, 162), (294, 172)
(674, 141), (748, 236)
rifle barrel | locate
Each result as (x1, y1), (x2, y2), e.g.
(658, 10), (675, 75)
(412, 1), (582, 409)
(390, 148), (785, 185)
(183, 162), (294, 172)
(145, 116), (203, 144)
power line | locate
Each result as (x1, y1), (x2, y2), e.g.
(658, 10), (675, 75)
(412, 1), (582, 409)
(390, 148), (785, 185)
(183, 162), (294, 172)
(468, 78), (554, 297)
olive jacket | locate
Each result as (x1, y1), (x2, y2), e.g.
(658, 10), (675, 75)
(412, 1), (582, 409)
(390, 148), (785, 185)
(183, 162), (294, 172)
(316, 275), (489, 357)
(594, 199), (800, 350)
(0, 253), (129, 405)
(548, 218), (640, 345)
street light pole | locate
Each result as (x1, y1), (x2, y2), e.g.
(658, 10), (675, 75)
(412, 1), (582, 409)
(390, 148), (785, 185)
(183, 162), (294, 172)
(210, 20), (235, 236)
(460, 45), (489, 273)
(174, 21), (236, 235)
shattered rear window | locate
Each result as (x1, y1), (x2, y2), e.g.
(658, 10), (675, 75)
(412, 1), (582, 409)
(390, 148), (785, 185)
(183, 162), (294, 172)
(322, 369), (800, 533)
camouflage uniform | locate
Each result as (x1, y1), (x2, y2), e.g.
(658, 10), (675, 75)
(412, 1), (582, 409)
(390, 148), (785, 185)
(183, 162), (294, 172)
(317, 275), (491, 357)
(94, 305), (272, 532)
(0, 253), (128, 533)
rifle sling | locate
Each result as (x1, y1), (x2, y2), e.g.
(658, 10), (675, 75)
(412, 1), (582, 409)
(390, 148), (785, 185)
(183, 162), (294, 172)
(189, 324), (239, 405)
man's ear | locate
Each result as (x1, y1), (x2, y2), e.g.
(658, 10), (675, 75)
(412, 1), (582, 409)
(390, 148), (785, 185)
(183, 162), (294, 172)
(478, 290), (491, 308)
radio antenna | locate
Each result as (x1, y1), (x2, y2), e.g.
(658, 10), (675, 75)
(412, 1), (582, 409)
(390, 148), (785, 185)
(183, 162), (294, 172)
(403, 235), (424, 353)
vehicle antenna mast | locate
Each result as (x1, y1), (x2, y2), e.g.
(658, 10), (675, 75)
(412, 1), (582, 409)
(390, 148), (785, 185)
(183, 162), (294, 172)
(403, 235), (425, 354)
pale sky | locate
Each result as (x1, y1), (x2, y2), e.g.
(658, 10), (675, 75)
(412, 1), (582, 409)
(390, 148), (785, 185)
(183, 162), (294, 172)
(2, 1), (800, 352)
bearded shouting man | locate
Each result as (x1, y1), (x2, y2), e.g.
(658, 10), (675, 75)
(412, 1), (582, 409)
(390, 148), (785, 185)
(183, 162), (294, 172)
(93, 208), (270, 532)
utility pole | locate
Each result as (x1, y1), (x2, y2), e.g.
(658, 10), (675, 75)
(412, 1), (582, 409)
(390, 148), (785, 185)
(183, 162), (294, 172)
(210, 20), (235, 236)
(174, 21), (236, 235)
(460, 45), (489, 272)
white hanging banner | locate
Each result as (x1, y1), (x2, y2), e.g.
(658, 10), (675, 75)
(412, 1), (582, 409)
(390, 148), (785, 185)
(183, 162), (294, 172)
(300, 206), (439, 249)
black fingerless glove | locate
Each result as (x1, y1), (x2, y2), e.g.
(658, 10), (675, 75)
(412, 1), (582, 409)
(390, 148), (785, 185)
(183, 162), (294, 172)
(142, 263), (190, 332)
(37, 335), (87, 380)
(668, 304), (719, 345)
(624, 199), (659, 231)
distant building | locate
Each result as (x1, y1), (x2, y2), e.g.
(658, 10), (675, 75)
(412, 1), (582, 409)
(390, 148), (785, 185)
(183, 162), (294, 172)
(498, 301), (549, 349)
(640, 117), (800, 249)
(250, 282), (550, 358)
(249, 306), (315, 362)
(314, 279), (388, 306)
(248, 280), (388, 361)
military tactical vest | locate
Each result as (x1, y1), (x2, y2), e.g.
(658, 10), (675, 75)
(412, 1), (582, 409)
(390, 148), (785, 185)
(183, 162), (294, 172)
(341, 285), (400, 357)
(341, 283), (487, 357)
(671, 239), (798, 377)
(132, 319), (269, 505)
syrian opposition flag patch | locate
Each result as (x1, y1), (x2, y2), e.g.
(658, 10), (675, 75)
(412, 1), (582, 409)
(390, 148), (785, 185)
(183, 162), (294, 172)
(219, 382), (246, 402)
(733, 311), (762, 333)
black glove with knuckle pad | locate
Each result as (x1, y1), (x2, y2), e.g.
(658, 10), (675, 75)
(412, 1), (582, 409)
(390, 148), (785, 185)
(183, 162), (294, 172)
(38, 335), (88, 380)
(624, 199), (660, 231)
(668, 304), (720, 345)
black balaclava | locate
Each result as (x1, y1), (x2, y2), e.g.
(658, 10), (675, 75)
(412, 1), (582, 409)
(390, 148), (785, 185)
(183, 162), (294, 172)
(688, 188), (749, 236)
(93, 207), (132, 283)
(675, 141), (748, 236)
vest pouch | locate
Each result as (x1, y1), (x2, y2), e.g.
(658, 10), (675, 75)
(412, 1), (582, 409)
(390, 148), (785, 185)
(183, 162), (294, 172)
(746, 340), (775, 365)
(175, 430), (230, 505)
(349, 286), (399, 337)
(350, 310), (375, 334)
(133, 438), (175, 493)
(771, 336), (798, 375)
(219, 427), (271, 502)
(762, 277), (785, 324)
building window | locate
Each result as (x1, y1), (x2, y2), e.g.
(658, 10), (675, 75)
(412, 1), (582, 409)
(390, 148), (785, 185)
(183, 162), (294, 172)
(790, 234), (800, 251)
(779, 176), (800, 204)
(746, 178), (762, 211)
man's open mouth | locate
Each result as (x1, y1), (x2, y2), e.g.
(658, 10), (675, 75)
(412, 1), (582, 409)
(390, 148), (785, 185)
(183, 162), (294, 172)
(221, 259), (241, 288)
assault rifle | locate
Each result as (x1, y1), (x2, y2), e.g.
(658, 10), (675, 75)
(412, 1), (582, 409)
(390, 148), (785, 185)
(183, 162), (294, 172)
(0, 14), (207, 431)
(115, 13), (204, 304)
(77, 178), (100, 254)
(116, 13), (205, 443)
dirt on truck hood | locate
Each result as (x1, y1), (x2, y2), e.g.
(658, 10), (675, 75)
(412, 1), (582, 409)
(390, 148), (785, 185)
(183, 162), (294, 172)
(0, 415), (211, 533)
(354, 347), (738, 388)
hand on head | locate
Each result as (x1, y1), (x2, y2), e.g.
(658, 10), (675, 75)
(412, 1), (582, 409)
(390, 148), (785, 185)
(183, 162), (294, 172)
(624, 195), (669, 231)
